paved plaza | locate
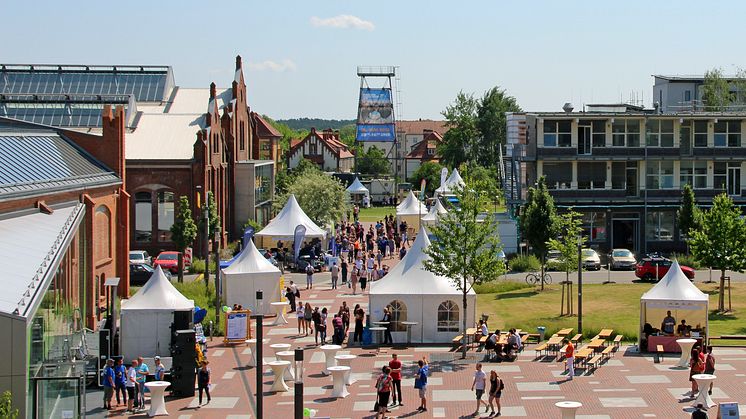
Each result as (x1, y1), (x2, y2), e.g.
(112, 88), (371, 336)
(89, 268), (746, 419)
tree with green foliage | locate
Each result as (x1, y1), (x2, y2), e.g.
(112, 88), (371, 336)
(275, 170), (349, 227)
(424, 180), (505, 359)
(438, 91), (479, 168)
(357, 145), (390, 176)
(547, 210), (584, 284)
(702, 68), (734, 111)
(476, 87), (522, 167)
(690, 193), (746, 312)
(677, 184), (703, 253)
(170, 196), (198, 282)
(200, 191), (221, 234)
(460, 163), (502, 210)
(0, 391), (18, 419)
(519, 177), (559, 290)
(409, 161), (444, 196)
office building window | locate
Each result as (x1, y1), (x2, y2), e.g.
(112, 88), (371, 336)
(592, 120), (606, 147)
(582, 212), (607, 242)
(714, 162), (727, 190)
(543, 162), (572, 189)
(577, 162), (606, 189)
(612, 119), (640, 147)
(646, 211), (674, 241)
(684, 90), (692, 102)
(714, 121), (741, 147)
(694, 121), (708, 147)
(646, 161), (674, 189)
(646, 119), (674, 147)
(543, 120), (571, 147)
(680, 161), (707, 189)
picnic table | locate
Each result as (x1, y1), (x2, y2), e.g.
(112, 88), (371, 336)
(598, 329), (614, 339)
(587, 338), (606, 351)
(556, 328), (574, 337)
(466, 327), (478, 346)
(546, 335), (564, 355)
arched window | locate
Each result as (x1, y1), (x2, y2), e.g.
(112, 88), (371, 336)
(157, 191), (175, 242)
(134, 191), (152, 243)
(94, 206), (111, 259)
(438, 300), (460, 332)
(388, 300), (407, 332)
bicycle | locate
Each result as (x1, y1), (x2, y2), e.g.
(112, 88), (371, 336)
(525, 271), (552, 286)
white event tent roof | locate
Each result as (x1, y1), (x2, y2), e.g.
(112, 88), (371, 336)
(435, 168), (464, 195)
(421, 199), (448, 224)
(256, 194), (326, 239)
(346, 177), (369, 197)
(396, 191), (427, 215)
(222, 239), (283, 314)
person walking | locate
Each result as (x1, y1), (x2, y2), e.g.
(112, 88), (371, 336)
(488, 370), (503, 416)
(351, 266), (359, 295)
(305, 263), (314, 289)
(375, 366), (393, 419)
(197, 360), (211, 407)
(103, 359), (115, 410)
(285, 286), (297, 313)
(388, 353), (403, 407)
(126, 359), (138, 413)
(136, 357), (149, 410)
(381, 308), (393, 345)
(296, 300), (305, 335)
(415, 357), (429, 412)
(704, 346), (716, 395)
(331, 262), (339, 290)
(320, 307), (329, 344)
(340, 301), (350, 335)
(565, 338), (575, 380)
(341, 259), (348, 285)
(312, 307), (322, 345)
(304, 302), (313, 336)
(471, 363), (489, 416)
(360, 268), (368, 294)
(114, 358), (127, 407)
(353, 305), (365, 344)
(689, 346), (705, 396)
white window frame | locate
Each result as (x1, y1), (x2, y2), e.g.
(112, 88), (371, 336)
(612, 119), (640, 147)
(543, 120), (571, 148)
(679, 161), (708, 189)
(646, 119), (674, 147)
(714, 120), (741, 147)
(646, 160), (674, 190)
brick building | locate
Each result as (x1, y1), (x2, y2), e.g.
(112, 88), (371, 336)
(287, 128), (355, 172)
(405, 129), (443, 179)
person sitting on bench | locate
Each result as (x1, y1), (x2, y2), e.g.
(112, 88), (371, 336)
(484, 330), (500, 352)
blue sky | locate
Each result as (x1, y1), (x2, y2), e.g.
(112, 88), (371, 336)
(3, 1), (745, 120)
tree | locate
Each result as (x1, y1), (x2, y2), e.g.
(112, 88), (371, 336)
(547, 210), (584, 284)
(475, 87), (522, 167)
(690, 193), (746, 312)
(409, 161), (444, 196)
(0, 391), (19, 419)
(519, 177), (559, 290)
(200, 191), (221, 234)
(460, 163), (502, 210)
(170, 196), (198, 282)
(702, 68), (734, 111)
(438, 91), (479, 168)
(424, 180), (505, 359)
(275, 170), (349, 227)
(357, 145), (390, 176)
(677, 184), (702, 253)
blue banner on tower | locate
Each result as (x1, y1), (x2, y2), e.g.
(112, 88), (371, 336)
(356, 87), (395, 141)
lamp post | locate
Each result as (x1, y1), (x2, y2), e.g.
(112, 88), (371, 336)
(577, 236), (583, 334)
(215, 227), (221, 328)
(253, 289), (264, 419)
(196, 186), (210, 292)
(294, 347), (304, 419)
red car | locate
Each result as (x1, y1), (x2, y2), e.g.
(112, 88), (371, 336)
(154, 251), (182, 274)
(635, 257), (695, 281)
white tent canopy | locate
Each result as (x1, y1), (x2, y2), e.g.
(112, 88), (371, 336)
(396, 191), (427, 232)
(222, 239), (283, 314)
(346, 177), (369, 197)
(369, 226), (476, 343)
(120, 266), (194, 360)
(421, 199), (448, 225)
(639, 260), (709, 347)
(396, 190), (423, 212)
(435, 168), (464, 195)
(256, 194), (326, 239)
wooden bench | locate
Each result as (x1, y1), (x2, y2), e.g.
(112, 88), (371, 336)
(521, 334), (530, 347)
(534, 343), (548, 358)
(570, 333), (583, 344)
(613, 335), (623, 348)
(654, 344), (664, 363)
(452, 335), (464, 350)
(558, 344), (568, 360)
(588, 354), (604, 371)
(601, 346), (614, 358)
(527, 334), (541, 344)
(708, 335), (746, 347)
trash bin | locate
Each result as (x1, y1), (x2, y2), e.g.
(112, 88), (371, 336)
(481, 313), (489, 323)
(537, 326), (546, 341)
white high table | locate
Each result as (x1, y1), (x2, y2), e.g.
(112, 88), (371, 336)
(334, 354), (357, 385)
(268, 360), (291, 392)
(676, 338), (697, 368)
(401, 321), (419, 344)
(328, 366), (351, 398)
(245, 338), (269, 367)
(144, 381), (170, 417)
(320, 344), (342, 375)
(276, 350), (296, 381)
(271, 301), (289, 325)
(691, 374), (717, 409)
(555, 401), (582, 419)
(270, 343), (292, 358)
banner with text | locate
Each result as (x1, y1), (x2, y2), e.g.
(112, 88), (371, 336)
(356, 88), (395, 141)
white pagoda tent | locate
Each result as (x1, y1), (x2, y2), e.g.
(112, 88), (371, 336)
(256, 194), (327, 240)
(421, 199), (448, 225)
(369, 226), (476, 343)
(346, 177), (369, 200)
(435, 168), (464, 195)
(222, 239), (283, 315)
(396, 191), (427, 232)
(120, 266), (194, 360)
(639, 260), (709, 349)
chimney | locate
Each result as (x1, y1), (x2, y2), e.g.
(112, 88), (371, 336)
(236, 55), (242, 70)
(210, 82), (216, 99)
(101, 105), (126, 181)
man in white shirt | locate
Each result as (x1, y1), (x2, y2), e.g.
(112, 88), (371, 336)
(470, 363), (489, 416)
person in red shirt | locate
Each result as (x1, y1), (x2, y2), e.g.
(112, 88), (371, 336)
(388, 353), (403, 406)
(565, 339), (575, 380)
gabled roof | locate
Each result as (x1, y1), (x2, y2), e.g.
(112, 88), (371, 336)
(256, 194), (326, 239)
(251, 113), (282, 138)
(0, 122), (121, 200)
(641, 261), (708, 303)
(396, 120), (449, 135)
(125, 113), (204, 160)
(164, 87), (232, 115)
(222, 239), (281, 274)
(406, 131), (442, 159)
(290, 128), (355, 159)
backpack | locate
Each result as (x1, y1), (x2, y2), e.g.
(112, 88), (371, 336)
(499, 378), (505, 391)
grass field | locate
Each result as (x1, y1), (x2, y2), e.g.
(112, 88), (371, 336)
(476, 281), (745, 342)
(358, 206), (398, 222)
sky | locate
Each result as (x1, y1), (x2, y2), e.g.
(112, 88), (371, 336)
(3, 1), (746, 120)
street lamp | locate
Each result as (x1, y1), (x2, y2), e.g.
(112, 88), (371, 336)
(294, 347), (304, 419)
(252, 289), (264, 419)
(576, 236), (583, 334)
(196, 185), (210, 291)
(214, 227), (221, 328)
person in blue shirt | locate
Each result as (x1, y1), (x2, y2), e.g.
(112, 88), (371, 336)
(136, 357), (150, 410)
(114, 358), (127, 406)
(415, 357), (429, 412)
(102, 359), (115, 410)
(153, 356), (165, 381)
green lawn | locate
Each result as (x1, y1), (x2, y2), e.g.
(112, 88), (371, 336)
(477, 281), (745, 342)
(358, 206), (397, 222)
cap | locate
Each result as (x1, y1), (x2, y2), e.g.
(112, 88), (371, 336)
(154, 356), (161, 360)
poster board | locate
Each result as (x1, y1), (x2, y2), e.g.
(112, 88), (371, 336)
(224, 310), (252, 344)
(717, 402), (739, 419)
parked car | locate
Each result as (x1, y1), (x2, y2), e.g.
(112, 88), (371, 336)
(129, 250), (152, 266)
(635, 257), (695, 281)
(581, 248), (601, 270)
(257, 248), (279, 267)
(154, 251), (182, 274)
(545, 250), (563, 271)
(295, 255), (323, 272)
(130, 262), (171, 285)
(609, 248), (637, 270)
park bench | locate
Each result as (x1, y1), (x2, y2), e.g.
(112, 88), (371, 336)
(570, 333), (583, 344)
(558, 344), (568, 360)
(613, 335), (623, 349)
(654, 344), (665, 363)
(601, 346), (614, 359)
(452, 335), (464, 350)
(521, 334), (530, 347)
(588, 354), (604, 372)
(527, 334), (541, 344)
(534, 343), (548, 358)
(708, 335), (746, 347)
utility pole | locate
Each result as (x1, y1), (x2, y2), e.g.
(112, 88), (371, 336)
(214, 228), (221, 329)
(577, 236), (583, 334)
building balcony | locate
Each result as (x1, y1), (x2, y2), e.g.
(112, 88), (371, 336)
(692, 147), (746, 158)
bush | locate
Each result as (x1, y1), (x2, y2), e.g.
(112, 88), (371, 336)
(672, 253), (703, 270)
(189, 258), (216, 274)
(474, 280), (533, 294)
(508, 254), (541, 272)
(173, 280), (224, 336)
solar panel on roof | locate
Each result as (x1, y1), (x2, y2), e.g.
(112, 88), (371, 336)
(0, 94), (133, 128)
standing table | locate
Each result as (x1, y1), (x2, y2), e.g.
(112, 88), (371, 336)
(144, 381), (170, 417)
(328, 366), (351, 398)
(245, 338), (269, 367)
(555, 401), (582, 419)
(369, 327), (387, 350)
(320, 344), (342, 375)
(268, 361), (291, 392)
(676, 338), (697, 368)
(401, 321), (418, 344)
(276, 350), (296, 381)
(271, 301), (289, 325)
(334, 354), (357, 385)
(691, 374), (717, 408)
(270, 343), (292, 358)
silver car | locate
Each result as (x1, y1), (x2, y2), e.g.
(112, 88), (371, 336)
(609, 248), (637, 270)
(129, 250), (152, 266)
(581, 248), (601, 270)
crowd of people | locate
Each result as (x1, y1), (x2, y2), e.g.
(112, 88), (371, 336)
(101, 356), (166, 412)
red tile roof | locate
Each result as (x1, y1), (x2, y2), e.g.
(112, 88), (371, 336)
(396, 119), (449, 135)
(251, 112), (282, 138)
(289, 128), (355, 159)
(406, 131), (442, 160)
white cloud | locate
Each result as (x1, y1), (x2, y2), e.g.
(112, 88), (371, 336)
(310, 14), (375, 31)
(247, 59), (297, 72)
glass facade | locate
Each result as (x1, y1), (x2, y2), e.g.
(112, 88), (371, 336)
(254, 164), (273, 205)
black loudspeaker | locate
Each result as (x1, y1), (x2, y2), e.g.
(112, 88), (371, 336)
(170, 329), (196, 397)
(173, 310), (193, 331)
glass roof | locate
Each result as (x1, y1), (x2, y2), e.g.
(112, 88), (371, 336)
(0, 94), (135, 128)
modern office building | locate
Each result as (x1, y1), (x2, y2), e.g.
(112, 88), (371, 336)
(505, 102), (746, 255)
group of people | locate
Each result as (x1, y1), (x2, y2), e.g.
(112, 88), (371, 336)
(101, 356), (165, 413)
(479, 320), (523, 362)
(291, 300), (363, 346)
(687, 344), (716, 398)
(374, 355), (430, 419)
